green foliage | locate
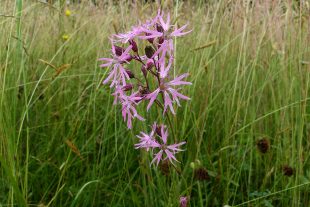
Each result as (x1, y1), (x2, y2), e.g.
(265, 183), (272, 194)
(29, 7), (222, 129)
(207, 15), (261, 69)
(0, 0), (309, 206)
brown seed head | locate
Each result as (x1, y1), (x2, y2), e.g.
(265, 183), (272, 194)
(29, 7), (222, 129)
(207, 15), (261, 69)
(283, 165), (294, 177)
(194, 167), (209, 181)
(256, 138), (270, 154)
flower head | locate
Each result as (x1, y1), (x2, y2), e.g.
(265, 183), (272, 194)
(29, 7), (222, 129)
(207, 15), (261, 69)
(179, 196), (188, 207)
(146, 73), (192, 114)
(65, 9), (71, 17)
(113, 88), (144, 129)
(135, 123), (186, 166)
(99, 41), (133, 87)
(62, 34), (69, 41)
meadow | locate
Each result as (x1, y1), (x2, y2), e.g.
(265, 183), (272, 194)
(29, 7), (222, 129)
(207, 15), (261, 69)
(0, 0), (310, 206)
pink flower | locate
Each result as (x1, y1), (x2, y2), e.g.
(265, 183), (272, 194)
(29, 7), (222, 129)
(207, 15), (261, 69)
(179, 196), (188, 207)
(135, 123), (186, 166)
(138, 10), (192, 41)
(99, 40), (133, 87)
(152, 39), (174, 78)
(113, 27), (143, 43)
(113, 88), (145, 129)
(150, 124), (186, 166)
(146, 73), (192, 114)
(135, 123), (158, 151)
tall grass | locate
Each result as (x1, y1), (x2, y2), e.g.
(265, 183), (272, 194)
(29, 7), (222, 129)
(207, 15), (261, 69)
(0, 0), (309, 206)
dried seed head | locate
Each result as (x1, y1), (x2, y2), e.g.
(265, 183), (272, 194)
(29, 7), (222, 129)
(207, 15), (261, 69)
(283, 165), (294, 177)
(256, 138), (270, 154)
(194, 167), (209, 181)
(145, 46), (155, 58)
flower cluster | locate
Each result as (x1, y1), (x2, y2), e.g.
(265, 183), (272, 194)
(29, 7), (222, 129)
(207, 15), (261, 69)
(99, 10), (191, 166)
(135, 123), (186, 166)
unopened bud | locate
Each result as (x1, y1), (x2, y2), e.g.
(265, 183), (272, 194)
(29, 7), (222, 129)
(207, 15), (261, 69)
(129, 39), (138, 52)
(145, 46), (155, 58)
(122, 84), (133, 91)
(139, 87), (149, 95)
(155, 125), (162, 137)
(145, 33), (154, 44)
(141, 66), (147, 77)
(114, 45), (125, 56)
(156, 24), (164, 33)
(126, 69), (134, 78)
(125, 55), (133, 62)
(146, 61), (154, 70)
(158, 37), (164, 44)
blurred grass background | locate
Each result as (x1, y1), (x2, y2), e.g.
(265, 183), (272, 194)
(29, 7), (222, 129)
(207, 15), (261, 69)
(0, 0), (310, 206)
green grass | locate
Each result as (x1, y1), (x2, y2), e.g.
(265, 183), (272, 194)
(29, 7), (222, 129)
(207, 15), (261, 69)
(0, 0), (310, 206)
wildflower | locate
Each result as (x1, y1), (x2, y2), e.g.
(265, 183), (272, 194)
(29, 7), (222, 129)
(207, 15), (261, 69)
(135, 123), (157, 151)
(179, 196), (188, 207)
(65, 9), (71, 17)
(113, 89), (144, 129)
(99, 10), (191, 156)
(138, 10), (192, 41)
(152, 40), (174, 78)
(136, 124), (186, 166)
(62, 34), (69, 41)
(99, 41), (133, 87)
(146, 73), (191, 114)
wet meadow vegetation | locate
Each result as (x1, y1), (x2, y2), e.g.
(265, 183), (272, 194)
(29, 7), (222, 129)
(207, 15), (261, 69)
(0, 0), (310, 206)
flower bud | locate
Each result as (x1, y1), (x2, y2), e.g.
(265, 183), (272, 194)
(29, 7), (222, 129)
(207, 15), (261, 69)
(155, 125), (162, 137)
(158, 37), (164, 44)
(125, 55), (133, 62)
(122, 84), (133, 91)
(146, 61), (154, 70)
(141, 65), (147, 77)
(114, 45), (125, 56)
(195, 159), (201, 166)
(156, 24), (164, 33)
(139, 87), (149, 95)
(126, 69), (134, 78)
(190, 162), (195, 169)
(129, 39), (138, 52)
(145, 33), (154, 44)
(145, 46), (155, 58)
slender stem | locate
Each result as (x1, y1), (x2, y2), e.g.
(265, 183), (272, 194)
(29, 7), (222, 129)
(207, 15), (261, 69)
(152, 58), (176, 142)
(166, 113), (176, 142)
